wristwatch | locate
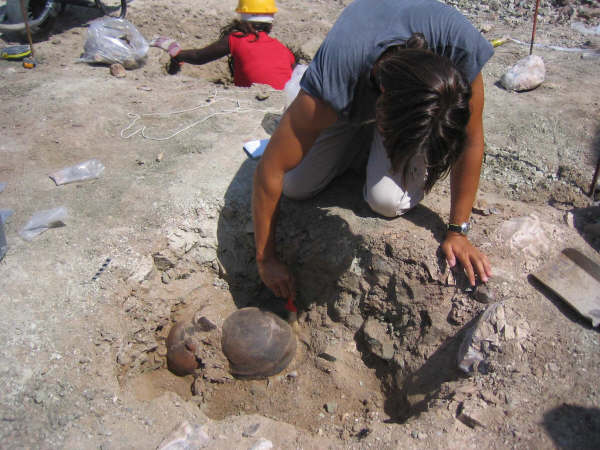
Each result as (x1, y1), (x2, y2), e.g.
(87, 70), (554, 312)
(448, 222), (471, 236)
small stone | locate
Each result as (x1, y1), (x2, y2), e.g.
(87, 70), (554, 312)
(248, 438), (273, 450)
(242, 423), (260, 437)
(480, 23), (493, 33)
(363, 318), (395, 360)
(473, 283), (495, 304)
(110, 63), (126, 78)
(255, 91), (270, 101)
(156, 152), (164, 162)
(318, 344), (341, 362)
(325, 402), (337, 414)
(286, 370), (298, 378)
(564, 212), (575, 227)
(457, 400), (487, 428)
(153, 253), (176, 271)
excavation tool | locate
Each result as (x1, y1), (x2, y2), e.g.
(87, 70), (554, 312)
(532, 248), (600, 328)
(0, 44), (31, 60)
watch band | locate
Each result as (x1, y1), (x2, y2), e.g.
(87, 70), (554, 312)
(448, 222), (471, 235)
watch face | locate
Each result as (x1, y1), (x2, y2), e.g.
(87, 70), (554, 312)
(448, 222), (470, 235)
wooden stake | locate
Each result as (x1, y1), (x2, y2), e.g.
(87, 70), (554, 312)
(530, 0), (541, 55)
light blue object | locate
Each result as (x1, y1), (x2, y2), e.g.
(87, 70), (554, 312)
(0, 209), (14, 224)
(243, 139), (269, 160)
(0, 182), (6, 193)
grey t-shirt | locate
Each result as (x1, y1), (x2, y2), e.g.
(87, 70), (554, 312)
(301, 0), (494, 122)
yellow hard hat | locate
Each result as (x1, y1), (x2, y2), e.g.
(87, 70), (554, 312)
(235, 0), (277, 14)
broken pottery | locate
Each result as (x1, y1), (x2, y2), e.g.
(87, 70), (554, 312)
(166, 314), (217, 376)
(221, 307), (296, 379)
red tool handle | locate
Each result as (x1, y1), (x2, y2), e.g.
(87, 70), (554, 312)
(285, 297), (297, 313)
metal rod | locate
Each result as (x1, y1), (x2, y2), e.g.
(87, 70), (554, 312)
(530, 0), (541, 55)
(19, 0), (35, 58)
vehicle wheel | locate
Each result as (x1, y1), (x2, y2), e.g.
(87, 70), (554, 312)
(94, 0), (127, 19)
(5, 0), (60, 36)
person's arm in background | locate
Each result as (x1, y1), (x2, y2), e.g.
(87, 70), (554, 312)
(253, 91), (337, 301)
(168, 36), (230, 74)
(441, 72), (493, 286)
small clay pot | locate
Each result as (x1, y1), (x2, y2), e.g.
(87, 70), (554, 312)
(221, 307), (296, 379)
(166, 321), (200, 376)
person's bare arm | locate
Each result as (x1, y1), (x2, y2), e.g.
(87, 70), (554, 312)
(168, 36), (229, 73)
(441, 72), (493, 286)
(253, 91), (337, 300)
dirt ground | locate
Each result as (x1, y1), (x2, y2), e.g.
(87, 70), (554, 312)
(1, 0), (599, 448)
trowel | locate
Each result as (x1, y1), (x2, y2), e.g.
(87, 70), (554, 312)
(531, 248), (600, 327)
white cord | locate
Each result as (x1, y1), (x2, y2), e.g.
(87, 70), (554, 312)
(120, 89), (281, 141)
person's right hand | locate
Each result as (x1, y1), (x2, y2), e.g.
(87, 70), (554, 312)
(257, 257), (296, 302)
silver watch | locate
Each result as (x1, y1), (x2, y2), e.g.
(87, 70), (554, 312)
(448, 222), (471, 236)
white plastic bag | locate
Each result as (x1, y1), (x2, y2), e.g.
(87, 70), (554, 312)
(20, 207), (68, 241)
(80, 17), (149, 69)
(49, 159), (105, 185)
(284, 64), (308, 110)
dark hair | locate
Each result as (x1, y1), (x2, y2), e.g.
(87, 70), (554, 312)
(374, 33), (472, 193)
(219, 19), (272, 42)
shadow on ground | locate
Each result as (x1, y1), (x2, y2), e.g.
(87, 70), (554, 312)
(543, 404), (600, 449)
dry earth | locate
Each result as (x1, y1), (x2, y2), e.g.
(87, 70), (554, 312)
(1, 0), (600, 448)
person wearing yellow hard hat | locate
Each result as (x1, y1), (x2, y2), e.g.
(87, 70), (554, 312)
(156, 0), (294, 90)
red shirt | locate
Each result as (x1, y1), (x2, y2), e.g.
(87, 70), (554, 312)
(228, 31), (295, 90)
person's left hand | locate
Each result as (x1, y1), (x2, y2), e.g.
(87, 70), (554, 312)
(167, 57), (182, 75)
(441, 233), (492, 286)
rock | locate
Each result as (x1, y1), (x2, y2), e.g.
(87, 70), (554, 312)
(362, 318), (395, 360)
(564, 212), (575, 228)
(242, 423), (260, 437)
(248, 439), (273, 450)
(457, 399), (487, 428)
(110, 63), (126, 78)
(318, 343), (341, 362)
(255, 90), (270, 101)
(500, 55), (545, 91)
(325, 402), (337, 414)
(480, 23), (493, 33)
(153, 252), (176, 271)
(157, 421), (210, 450)
(473, 283), (495, 304)
(457, 303), (505, 373)
(127, 255), (154, 283)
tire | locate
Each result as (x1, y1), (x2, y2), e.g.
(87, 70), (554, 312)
(5, 0), (60, 36)
(94, 0), (126, 18)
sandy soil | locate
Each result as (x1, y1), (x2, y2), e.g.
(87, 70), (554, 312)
(1, 0), (599, 448)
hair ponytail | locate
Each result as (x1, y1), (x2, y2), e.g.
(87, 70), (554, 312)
(404, 32), (429, 50)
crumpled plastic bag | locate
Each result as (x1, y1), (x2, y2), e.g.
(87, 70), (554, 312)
(500, 55), (545, 92)
(80, 17), (149, 69)
(19, 207), (68, 241)
(49, 159), (105, 185)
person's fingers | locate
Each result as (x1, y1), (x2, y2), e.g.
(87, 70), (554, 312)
(459, 255), (475, 286)
(442, 242), (456, 268)
(473, 258), (488, 283)
(482, 254), (493, 278)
